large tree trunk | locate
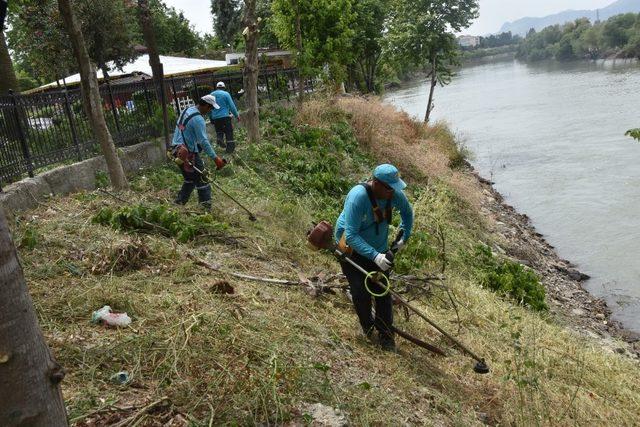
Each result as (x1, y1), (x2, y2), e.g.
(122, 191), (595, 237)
(0, 32), (19, 94)
(138, 0), (170, 150)
(58, 0), (128, 190)
(295, 1), (304, 103)
(243, 0), (259, 143)
(424, 56), (437, 123)
(0, 207), (68, 426)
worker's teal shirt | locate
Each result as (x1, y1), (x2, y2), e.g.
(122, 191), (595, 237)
(335, 185), (414, 261)
(208, 90), (239, 120)
(171, 106), (217, 160)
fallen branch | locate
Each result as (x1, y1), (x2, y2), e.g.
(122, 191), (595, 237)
(393, 327), (447, 356)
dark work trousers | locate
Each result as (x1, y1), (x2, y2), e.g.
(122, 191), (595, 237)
(175, 153), (212, 209)
(340, 252), (394, 342)
(212, 116), (235, 154)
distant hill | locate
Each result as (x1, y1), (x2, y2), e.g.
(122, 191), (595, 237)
(500, 0), (640, 36)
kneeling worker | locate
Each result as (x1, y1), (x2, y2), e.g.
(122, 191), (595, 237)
(171, 95), (227, 209)
(335, 164), (413, 351)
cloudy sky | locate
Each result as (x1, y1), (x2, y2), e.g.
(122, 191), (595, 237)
(164, 0), (616, 37)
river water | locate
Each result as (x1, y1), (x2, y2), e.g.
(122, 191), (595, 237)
(385, 59), (640, 331)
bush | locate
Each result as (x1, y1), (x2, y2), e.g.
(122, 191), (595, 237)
(474, 245), (548, 311)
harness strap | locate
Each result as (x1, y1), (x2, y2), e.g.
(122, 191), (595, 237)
(359, 183), (393, 235)
(177, 109), (203, 153)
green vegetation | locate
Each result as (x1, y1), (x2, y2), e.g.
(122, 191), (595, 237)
(517, 13), (640, 62)
(627, 128), (640, 141)
(473, 245), (548, 312)
(92, 203), (228, 243)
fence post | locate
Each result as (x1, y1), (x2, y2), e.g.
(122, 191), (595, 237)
(192, 76), (200, 99)
(62, 89), (82, 160)
(105, 80), (121, 135)
(265, 72), (272, 102)
(142, 78), (153, 115)
(9, 90), (34, 178)
(170, 76), (180, 113)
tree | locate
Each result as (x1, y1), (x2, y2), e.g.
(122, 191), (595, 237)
(211, 0), (244, 47)
(627, 129), (640, 141)
(0, 32), (18, 94)
(148, 0), (203, 56)
(58, 0), (128, 190)
(349, 0), (386, 93)
(0, 207), (68, 426)
(243, 0), (260, 143)
(272, 0), (354, 94)
(387, 0), (478, 122)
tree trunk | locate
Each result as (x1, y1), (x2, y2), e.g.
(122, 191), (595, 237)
(424, 56), (437, 123)
(243, 0), (260, 143)
(0, 207), (68, 426)
(138, 0), (171, 150)
(0, 32), (19, 94)
(295, 1), (304, 103)
(58, 0), (128, 190)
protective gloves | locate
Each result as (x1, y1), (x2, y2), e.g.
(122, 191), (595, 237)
(374, 253), (393, 272)
(214, 156), (227, 170)
(391, 239), (406, 252)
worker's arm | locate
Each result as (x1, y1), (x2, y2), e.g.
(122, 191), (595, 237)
(343, 188), (379, 261)
(194, 116), (217, 160)
(226, 92), (239, 119)
(394, 191), (414, 242)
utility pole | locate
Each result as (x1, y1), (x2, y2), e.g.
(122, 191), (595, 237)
(138, 0), (171, 151)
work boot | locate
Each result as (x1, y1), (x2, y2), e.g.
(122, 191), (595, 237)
(379, 335), (397, 353)
(217, 138), (227, 149)
(197, 184), (212, 210)
(175, 181), (195, 205)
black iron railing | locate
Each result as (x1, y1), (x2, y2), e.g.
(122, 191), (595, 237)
(0, 67), (312, 190)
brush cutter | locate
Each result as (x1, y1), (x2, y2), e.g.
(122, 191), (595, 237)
(307, 221), (490, 375)
(174, 156), (258, 221)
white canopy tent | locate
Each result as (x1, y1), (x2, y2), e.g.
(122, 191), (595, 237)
(31, 55), (228, 93)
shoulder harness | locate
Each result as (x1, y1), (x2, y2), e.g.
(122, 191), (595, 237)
(359, 183), (393, 235)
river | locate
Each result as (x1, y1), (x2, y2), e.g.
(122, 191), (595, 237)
(385, 59), (640, 332)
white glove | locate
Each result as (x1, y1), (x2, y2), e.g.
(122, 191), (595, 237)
(392, 239), (406, 252)
(374, 253), (393, 271)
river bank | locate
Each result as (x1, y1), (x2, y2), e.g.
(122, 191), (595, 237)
(469, 165), (640, 355)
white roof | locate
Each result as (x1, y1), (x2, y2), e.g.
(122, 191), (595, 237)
(34, 55), (228, 92)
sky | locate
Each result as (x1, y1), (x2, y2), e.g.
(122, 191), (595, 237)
(164, 0), (617, 37)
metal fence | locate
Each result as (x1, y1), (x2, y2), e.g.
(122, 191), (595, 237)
(0, 67), (310, 190)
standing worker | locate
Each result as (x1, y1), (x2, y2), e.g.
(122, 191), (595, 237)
(335, 164), (414, 352)
(209, 82), (240, 155)
(171, 95), (227, 210)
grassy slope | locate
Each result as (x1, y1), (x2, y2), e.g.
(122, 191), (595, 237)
(12, 97), (639, 426)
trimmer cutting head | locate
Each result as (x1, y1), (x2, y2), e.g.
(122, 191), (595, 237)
(473, 360), (490, 374)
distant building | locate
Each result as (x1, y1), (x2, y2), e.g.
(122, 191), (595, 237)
(225, 50), (293, 68)
(458, 35), (481, 48)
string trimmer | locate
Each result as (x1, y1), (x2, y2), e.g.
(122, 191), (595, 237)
(307, 221), (490, 374)
(172, 154), (257, 221)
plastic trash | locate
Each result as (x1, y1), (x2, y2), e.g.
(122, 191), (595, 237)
(91, 305), (132, 328)
(110, 371), (130, 385)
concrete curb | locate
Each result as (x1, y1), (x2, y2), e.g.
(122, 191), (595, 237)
(0, 139), (165, 214)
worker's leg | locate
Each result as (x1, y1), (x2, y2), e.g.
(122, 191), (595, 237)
(224, 116), (235, 154)
(341, 254), (374, 337)
(213, 118), (226, 148)
(374, 287), (395, 348)
(193, 155), (212, 210)
(175, 166), (196, 205)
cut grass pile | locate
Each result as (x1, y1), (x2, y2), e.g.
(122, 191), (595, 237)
(10, 97), (640, 425)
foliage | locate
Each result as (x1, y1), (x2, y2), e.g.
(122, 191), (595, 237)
(271, 0), (355, 81)
(149, 103), (177, 136)
(347, 0), (387, 93)
(148, 0), (204, 57)
(627, 128), (640, 141)
(92, 203), (228, 243)
(393, 230), (438, 274)
(94, 170), (110, 189)
(478, 31), (521, 49)
(211, 0), (244, 47)
(517, 13), (640, 62)
(473, 245), (548, 311)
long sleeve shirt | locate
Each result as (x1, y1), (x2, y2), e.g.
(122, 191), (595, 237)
(171, 106), (217, 160)
(335, 184), (414, 261)
(208, 89), (239, 120)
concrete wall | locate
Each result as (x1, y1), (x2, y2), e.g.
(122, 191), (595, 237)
(0, 139), (165, 214)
